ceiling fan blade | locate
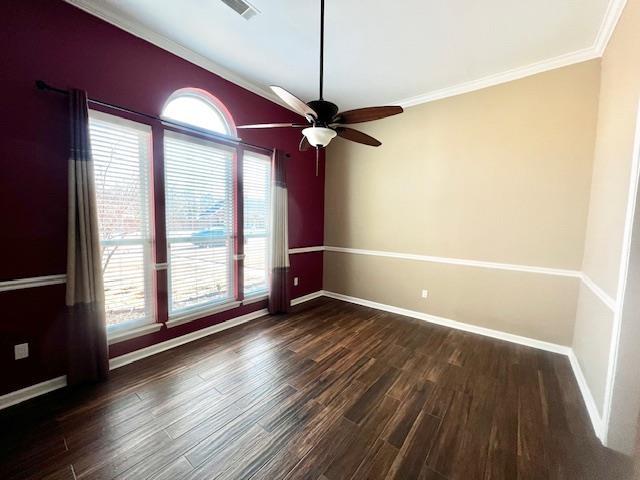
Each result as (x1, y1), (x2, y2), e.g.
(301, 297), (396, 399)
(333, 106), (403, 124)
(237, 123), (305, 129)
(299, 136), (311, 152)
(270, 86), (317, 120)
(336, 127), (382, 147)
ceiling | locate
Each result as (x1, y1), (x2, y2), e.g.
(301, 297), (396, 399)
(68, 0), (622, 111)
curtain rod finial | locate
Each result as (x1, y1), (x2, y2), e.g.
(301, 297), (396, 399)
(35, 80), (47, 90)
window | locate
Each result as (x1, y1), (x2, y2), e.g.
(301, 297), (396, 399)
(164, 131), (235, 315)
(243, 153), (272, 296)
(162, 89), (233, 135)
(88, 89), (274, 335)
(89, 111), (154, 329)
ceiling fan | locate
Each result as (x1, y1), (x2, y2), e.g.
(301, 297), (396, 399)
(237, 0), (403, 160)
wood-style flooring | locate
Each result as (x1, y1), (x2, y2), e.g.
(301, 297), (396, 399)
(0, 298), (632, 480)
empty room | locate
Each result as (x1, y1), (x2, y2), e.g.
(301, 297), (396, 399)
(2, 0), (640, 478)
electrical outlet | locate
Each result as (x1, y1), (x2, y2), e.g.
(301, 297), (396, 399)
(14, 343), (29, 360)
(293, 277), (299, 286)
(421, 289), (429, 299)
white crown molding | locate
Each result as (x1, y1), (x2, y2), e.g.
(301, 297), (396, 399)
(289, 246), (325, 254)
(393, 0), (627, 108)
(63, 0), (293, 112)
(0, 274), (66, 293)
(593, 0), (628, 55)
(324, 246), (582, 278)
(394, 47), (599, 108)
(66, 1), (626, 112)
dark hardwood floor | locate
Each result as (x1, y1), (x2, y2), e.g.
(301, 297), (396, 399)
(0, 298), (632, 480)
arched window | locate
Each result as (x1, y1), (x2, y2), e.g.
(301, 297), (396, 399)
(162, 88), (235, 136)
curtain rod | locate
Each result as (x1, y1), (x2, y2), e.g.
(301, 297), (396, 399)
(35, 80), (275, 155)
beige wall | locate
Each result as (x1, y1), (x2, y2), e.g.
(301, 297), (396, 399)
(581, 0), (640, 297)
(573, 0), (640, 453)
(325, 251), (580, 345)
(325, 60), (601, 345)
(325, 60), (600, 269)
(573, 283), (615, 411)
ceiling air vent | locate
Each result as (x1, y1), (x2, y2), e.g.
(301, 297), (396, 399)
(220, 0), (260, 20)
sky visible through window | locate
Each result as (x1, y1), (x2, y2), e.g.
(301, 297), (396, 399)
(163, 95), (230, 134)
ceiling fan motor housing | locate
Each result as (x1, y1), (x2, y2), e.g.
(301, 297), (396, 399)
(307, 100), (339, 126)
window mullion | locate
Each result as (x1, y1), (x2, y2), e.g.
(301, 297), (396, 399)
(152, 126), (169, 325)
(235, 146), (245, 302)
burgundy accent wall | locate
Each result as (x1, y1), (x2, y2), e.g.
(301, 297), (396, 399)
(0, 0), (324, 396)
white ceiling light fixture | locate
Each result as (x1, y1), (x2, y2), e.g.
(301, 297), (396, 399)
(302, 127), (337, 148)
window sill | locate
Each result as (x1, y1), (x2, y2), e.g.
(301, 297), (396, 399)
(108, 323), (163, 345)
(242, 293), (268, 305)
(166, 300), (242, 329)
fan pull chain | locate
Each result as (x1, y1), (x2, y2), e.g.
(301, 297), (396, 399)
(315, 147), (319, 177)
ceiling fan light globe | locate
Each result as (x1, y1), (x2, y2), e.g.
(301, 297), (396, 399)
(302, 127), (337, 147)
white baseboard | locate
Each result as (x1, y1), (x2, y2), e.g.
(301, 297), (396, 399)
(568, 351), (605, 442)
(109, 290), (328, 368)
(290, 290), (325, 306)
(322, 291), (571, 355)
(322, 290), (604, 442)
(109, 308), (269, 370)
(0, 376), (67, 410)
(0, 309), (270, 410)
(0, 289), (603, 444)
(0, 292), (325, 410)
(0, 274), (66, 292)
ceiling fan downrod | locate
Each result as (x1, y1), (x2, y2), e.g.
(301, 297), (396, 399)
(319, 0), (324, 101)
(235, 0), (404, 167)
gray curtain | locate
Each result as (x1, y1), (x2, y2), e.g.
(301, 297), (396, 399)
(65, 89), (109, 385)
(268, 150), (290, 314)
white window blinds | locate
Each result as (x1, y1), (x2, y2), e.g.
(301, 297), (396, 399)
(89, 111), (154, 329)
(243, 152), (272, 296)
(164, 131), (235, 315)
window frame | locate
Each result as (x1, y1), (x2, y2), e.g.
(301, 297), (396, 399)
(242, 151), (273, 298)
(161, 88), (238, 139)
(88, 109), (156, 333)
(163, 129), (238, 321)
(89, 89), (275, 339)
